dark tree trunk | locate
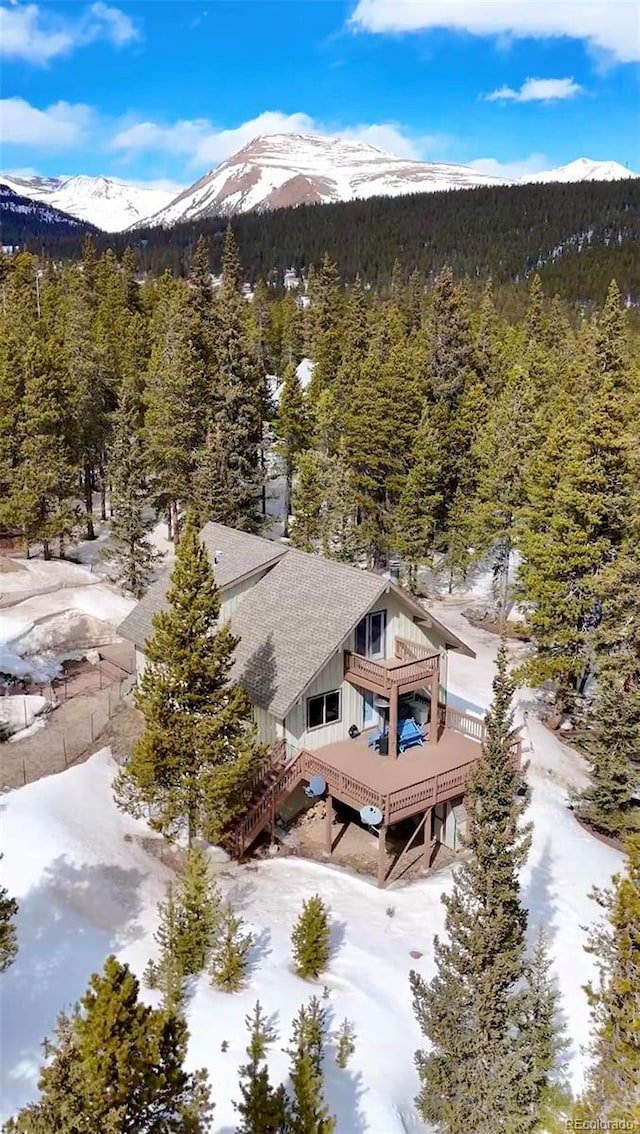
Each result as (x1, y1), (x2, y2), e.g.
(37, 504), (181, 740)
(83, 461), (95, 540)
(43, 539), (51, 561)
(170, 499), (180, 545)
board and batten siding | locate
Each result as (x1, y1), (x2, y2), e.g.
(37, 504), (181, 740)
(283, 651), (364, 750)
(219, 569), (272, 621)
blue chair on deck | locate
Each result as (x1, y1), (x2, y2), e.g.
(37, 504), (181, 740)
(397, 717), (423, 753)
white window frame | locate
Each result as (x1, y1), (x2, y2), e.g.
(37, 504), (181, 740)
(355, 609), (387, 660)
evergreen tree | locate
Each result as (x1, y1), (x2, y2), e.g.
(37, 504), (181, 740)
(209, 902), (253, 992)
(104, 370), (159, 598)
(0, 855), (18, 972)
(574, 837), (640, 1126)
(5, 956), (213, 1133)
(574, 669), (640, 838)
(393, 404), (445, 590)
(520, 930), (571, 1132)
(208, 227), (266, 532)
(409, 645), (541, 1133)
(596, 278), (629, 382)
(334, 1019), (356, 1069)
(307, 255), (342, 404)
(277, 363), (312, 537)
(176, 843), (221, 975)
(284, 1000), (336, 1134)
(144, 883), (186, 1016)
(291, 896), (330, 980)
(428, 266), (475, 406)
(290, 450), (328, 552)
(145, 275), (206, 541)
(234, 1002), (287, 1134)
(115, 512), (266, 844)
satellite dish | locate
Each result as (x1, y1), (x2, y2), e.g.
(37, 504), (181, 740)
(360, 804), (383, 827)
(304, 775), (327, 799)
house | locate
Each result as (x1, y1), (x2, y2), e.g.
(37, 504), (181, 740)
(118, 523), (521, 886)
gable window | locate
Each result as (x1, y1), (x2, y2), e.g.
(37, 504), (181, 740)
(307, 690), (341, 730)
(355, 610), (387, 659)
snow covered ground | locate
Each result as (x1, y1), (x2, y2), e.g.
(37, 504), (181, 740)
(0, 593), (624, 1130)
(0, 694), (49, 741)
(0, 557), (134, 682)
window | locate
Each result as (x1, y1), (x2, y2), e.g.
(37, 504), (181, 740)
(307, 690), (341, 730)
(355, 610), (387, 659)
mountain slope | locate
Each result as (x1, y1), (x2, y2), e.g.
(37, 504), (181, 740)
(526, 157), (636, 184)
(145, 134), (639, 226)
(0, 174), (176, 232)
(0, 183), (96, 246)
(144, 133), (509, 225)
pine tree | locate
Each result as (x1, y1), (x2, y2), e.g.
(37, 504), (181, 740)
(277, 363), (312, 537)
(145, 275), (206, 541)
(334, 1019), (356, 1069)
(574, 836), (640, 1126)
(307, 255), (342, 404)
(208, 227), (266, 532)
(574, 669), (640, 838)
(284, 1000), (336, 1134)
(393, 404), (445, 590)
(290, 450), (328, 552)
(174, 843), (221, 975)
(5, 955), (213, 1132)
(144, 883), (186, 1015)
(234, 1002), (287, 1134)
(596, 278), (629, 383)
(114, 512), (266, 845)
(291, 896), (330, 980)
(409, 644), (540, 1133)
(428, 266), (475, 406)
(104, 370), (159, 598)
(520, 930), (572, 1132)
(209, 902), (253, 992)
(0, 855), (18, 972)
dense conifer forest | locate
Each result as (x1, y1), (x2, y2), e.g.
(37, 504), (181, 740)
(4, 177), (640, 305)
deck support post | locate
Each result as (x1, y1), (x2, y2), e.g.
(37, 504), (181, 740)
(377, 825), (387, 887)
(423, 807), (433, 870)
(325, 794), (333, 855)
(430, 662), (440, 745)
(389, 692), (398, 759)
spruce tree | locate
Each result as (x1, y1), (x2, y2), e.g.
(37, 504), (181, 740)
(277, 363), (312, 536)
(114, 512), (266, 845)
(393, 404), (445, 590)
(175, 843), (221, 975)
(409, 644), (540, 1133)
(291, 896), (330, 980)
(104, 370), (159, 598)
(144, 882), (186, 1016)
(5, 956), (213, 1132)
(284, 1000), (336, 1134)
(209, 902), (253, 992)
(428, 266), (475, 406)
(290, 450), (328, 552)
(574, 669), (640, 838)
(334, 1019), (356, 1069)
(520, 930), (571, 1132)
(0, 856), (18, 972)
(574, 836), (640, 1126)
(234, 1002), (287, 1134)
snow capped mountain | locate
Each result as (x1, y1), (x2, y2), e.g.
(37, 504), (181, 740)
(143, 133), (508, 226)
(525, 157), (637, 184)
(143, 135), (639, 227)
(0, 183), (90, 243)
(0, 173), (177, 232)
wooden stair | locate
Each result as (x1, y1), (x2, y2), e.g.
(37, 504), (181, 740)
(225, 740), (306, 857)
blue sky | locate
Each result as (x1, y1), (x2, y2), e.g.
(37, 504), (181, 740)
(1, 0), (638, 190)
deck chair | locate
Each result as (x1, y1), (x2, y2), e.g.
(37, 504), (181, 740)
(397, 717), (423, 753)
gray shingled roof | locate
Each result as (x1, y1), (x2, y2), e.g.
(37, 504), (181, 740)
(229, 550), (387, 719)
(117, 523), (287, 652)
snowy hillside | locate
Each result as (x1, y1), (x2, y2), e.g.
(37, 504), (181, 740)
(0, 593), (626, 1127)
(0, 173), (176, 233)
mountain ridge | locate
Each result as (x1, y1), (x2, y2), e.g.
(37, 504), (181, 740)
(0, 173), (176, 233)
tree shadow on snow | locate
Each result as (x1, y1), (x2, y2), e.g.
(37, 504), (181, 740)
(523, 838), (558, 947)
(246, 927), (272, 978)
(329, 916), (347, 962)
(324, 1048), (368, 1134)
(1, 855), (145, 1118)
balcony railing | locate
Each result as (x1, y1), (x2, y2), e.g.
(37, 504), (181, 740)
(344, 637), (439, 694)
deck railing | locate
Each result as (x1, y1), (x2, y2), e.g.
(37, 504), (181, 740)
(344, 641), (439, 693)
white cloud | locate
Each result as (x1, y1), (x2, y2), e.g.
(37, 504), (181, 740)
(468, 153), (549, 180)
(111, 109), (442, 167)
(349, 0), (640, 65)
(485, 77), (583, 102)
(0, 97), (93, 147)
(0, 1), (138, 64)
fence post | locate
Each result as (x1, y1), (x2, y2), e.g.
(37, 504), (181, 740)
(91, 711), (95, 742)
(62, 730), (67, 767)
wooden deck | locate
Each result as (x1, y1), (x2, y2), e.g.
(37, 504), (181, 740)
(344, 636), (439, 696)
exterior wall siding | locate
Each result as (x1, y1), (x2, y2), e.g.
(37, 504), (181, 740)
(219, 569), (271, 621)
(253, 705), (278, 746)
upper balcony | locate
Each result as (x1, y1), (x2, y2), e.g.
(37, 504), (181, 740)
(343, 635), (440, 696)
